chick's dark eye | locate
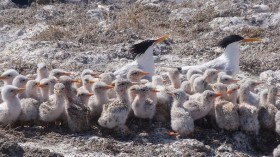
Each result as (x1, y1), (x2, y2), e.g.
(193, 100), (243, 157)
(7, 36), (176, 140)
(10, 90), (14, 92)
(7, 75), (11, 77)
(45, 83), (49, 85)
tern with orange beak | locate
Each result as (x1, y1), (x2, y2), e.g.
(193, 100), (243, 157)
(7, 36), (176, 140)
(179, 35), (262, 76)
(114, 35), (170, 80)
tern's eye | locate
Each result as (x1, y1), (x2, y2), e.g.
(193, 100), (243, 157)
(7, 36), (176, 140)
(10, 89), (14, 92)
(45, 83), (49, 86)
(7, 74), (11, 77)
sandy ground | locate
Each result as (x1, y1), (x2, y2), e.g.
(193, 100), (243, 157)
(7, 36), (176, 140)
(0, 0), (280, 156)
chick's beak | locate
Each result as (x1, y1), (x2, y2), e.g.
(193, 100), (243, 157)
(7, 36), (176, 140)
(16, 88), (25, 93)
(151, 89), (160, 93)
(38, 84), (46, 88)
(87, 93), (94, 96)
(0, 76), (6, 80)
(91, 72), (100, 78)
(154, 34), (170, 44)
(215, 93), (223, 97)
(140, 71), (150, 76)
(104, 85), (114, 90)
(227, 90), (233, 94)
(89, 80), (95, 84)
(64, 72), (71, 76)
(72, 79), (81, 83)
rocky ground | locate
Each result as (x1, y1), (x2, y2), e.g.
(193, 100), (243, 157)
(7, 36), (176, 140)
(0, 0), (280, 156)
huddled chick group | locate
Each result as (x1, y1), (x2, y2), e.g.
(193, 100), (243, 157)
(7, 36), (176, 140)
(1, 63), (280, 140)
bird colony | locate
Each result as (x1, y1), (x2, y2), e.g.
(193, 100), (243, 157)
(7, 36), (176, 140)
(0, 34), (280, 153)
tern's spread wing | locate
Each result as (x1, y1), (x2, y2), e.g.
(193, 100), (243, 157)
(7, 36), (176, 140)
(113, 61), (139, 79)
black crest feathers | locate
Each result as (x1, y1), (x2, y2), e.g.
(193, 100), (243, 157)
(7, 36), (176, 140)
(218, 35), (244, 48)
(130, 40), (155, 58)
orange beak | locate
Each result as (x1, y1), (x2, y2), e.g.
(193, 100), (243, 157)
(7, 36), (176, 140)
(38, 84), (46, 88)
(88, 80), (95, 84)
(87, 93), (94, 96)
(71, 79), (81, 83)
(64, 72), (71, 76)
(0, 76), (6, 80)
(16, 88), (25, 93)
(154, 34), (170, 44)
(151, 89), (160, 93)
(140, 71), (150, 76)
(104, 85), (114, 90)
(242, 38), (262, 43)
(227, 90), (233, 94)
(215, 93), (223, 97)
(91, 72), (100, 77)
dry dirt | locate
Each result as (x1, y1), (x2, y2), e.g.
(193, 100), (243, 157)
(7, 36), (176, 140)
(0, 0), (280, 156)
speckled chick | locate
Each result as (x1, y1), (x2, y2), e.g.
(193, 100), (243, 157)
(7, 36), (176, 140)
(98, 79), (135, 132)
(60, 76), (90, 132)
(12, 75), (29, 99)
(258, 86), (279, 130)
(88, 81), (113, 119)
(131, 85), (158, 120)
(80, 75), (95, 93)
(170, 89), (193, 137)
(38, 78), (51, 102)
(25, 80), (40, 101)
(36, 63), (49, 82)
(167, 68), (181, 89)
(39, 83), (66, 123)
(184, 90), (222, 120)
(214, 83), (240, 131)
(239, 80), (262, 108)
(239, 81), (260, 135)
